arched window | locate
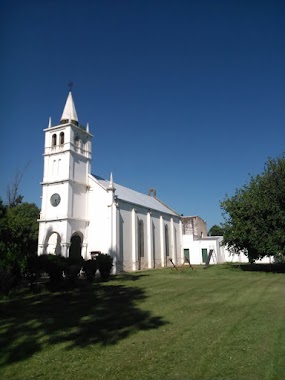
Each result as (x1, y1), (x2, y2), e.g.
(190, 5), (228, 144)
(52, 134), (57, 146)
(75, 135), (80, 150)
(165, 225), (169, 257)
(60, 132), (64, 144)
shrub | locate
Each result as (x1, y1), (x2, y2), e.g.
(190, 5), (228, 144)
(64, 263), (82, 281)
(96, 254), (113, 280)
(82, 259), (98, 280)
(64, 255), (84, 281)
(24, 255), (42, 289)
(38, 254), (67, 282)
(0, 267), (18, 296)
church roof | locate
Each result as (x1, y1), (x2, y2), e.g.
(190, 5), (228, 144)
(93, 175), (179, 216)
(60, 91), (78, 122)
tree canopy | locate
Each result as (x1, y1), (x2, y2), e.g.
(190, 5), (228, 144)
(208, 224), (224, 236)
(0, 197), (40, 285)
(220, 155), (285, 261)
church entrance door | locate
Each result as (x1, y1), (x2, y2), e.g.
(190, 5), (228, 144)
(69, 234), (82, 260)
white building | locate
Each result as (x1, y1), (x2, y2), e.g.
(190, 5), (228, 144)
(182, 216), (273, 265)
(38, 92), (183, 273)
(182, 216), (223, 265)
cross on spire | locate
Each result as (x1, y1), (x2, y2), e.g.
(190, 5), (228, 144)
(68, 81), (73, 92)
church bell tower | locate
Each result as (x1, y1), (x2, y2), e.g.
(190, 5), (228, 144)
(38, 92), (93, 258)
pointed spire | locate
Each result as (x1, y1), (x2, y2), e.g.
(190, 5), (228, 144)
(48, 116), (52, 128)
(60, 91), (78, 124)
(109, 172), (114, 189)
(86, 122), (89, 133)
(107, 172), (116, 194)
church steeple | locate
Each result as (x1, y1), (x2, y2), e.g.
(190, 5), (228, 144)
(60, 91), (78, 125)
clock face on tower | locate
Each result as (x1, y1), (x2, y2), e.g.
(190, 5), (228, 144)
(50, 193), (61, 207)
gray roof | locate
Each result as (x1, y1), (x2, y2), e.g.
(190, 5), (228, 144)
(93, 175), (179, 216)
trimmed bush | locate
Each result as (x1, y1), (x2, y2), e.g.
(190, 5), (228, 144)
(96, 254), (113, 280)
(64, 263), (82, 281)
(24, 255), (42, 289)
(82, 259), (98, 280)
(38, 254), (67, 282)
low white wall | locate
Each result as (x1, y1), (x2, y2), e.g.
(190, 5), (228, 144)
(183, 235), (274, 265)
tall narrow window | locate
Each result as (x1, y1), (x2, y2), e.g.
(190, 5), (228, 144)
(60, 132), (64, 144)
(75, 135), (80, 151)
(152, 223), (156, 268)
(138, 220), (144, 258)
(52, 134), (57, 146)
(174, 227), (177, 260)
(165, 225), (169, 257)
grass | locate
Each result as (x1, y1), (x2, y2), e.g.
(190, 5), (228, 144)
(1, 264), (285, 380)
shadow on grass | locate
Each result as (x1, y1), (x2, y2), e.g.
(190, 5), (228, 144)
(0, 278), (167, 366)
(109, 272), (150, 282)
(231, 263), (285, 273)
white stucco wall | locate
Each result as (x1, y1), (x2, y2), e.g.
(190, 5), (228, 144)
(115, 200), (183, 272)
(183, 235), (274, 265)
(87, 176), (111, 257)
(183, 235), (222, 265)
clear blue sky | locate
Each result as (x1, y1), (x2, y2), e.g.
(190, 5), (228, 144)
(1, 0), (284, 229)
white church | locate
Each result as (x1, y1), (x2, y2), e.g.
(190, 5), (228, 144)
(38, 92), (270, 272)
(37, 92), (184, 273)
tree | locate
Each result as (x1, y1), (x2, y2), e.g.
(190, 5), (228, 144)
(208, 224), (224, 236)
(0, 197), (40, 292)
(6, 165), (30, 207)
(0, 198), (7, 257)
(220, 155), (285, 260)
(5, 201), (39, 258)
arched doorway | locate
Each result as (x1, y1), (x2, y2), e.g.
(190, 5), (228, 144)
(46, 232), (61, 255)
(69, 233), (82, 260)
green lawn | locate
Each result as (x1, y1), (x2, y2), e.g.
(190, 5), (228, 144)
(1, 264), (285, 380)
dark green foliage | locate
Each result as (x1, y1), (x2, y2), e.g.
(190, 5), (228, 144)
(208, 224), (224, 236)
(38, 254), (67, 282)
(23, 255), (42, 289)
(0, 267), (18, 296)
(0, 198), (40, 295)
(64, 264), (82, 282)
(82, 259), (98, 280)
(64, 255), (84, 282)
(96, 254), (113, 280)
(3, 202), (39, 257)
(221, 155), (285, 259)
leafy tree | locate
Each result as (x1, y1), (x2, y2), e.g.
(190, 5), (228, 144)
(0, 197), (39, 293)
(208, 224), (224, 236)
(221, 155), (285, 260)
